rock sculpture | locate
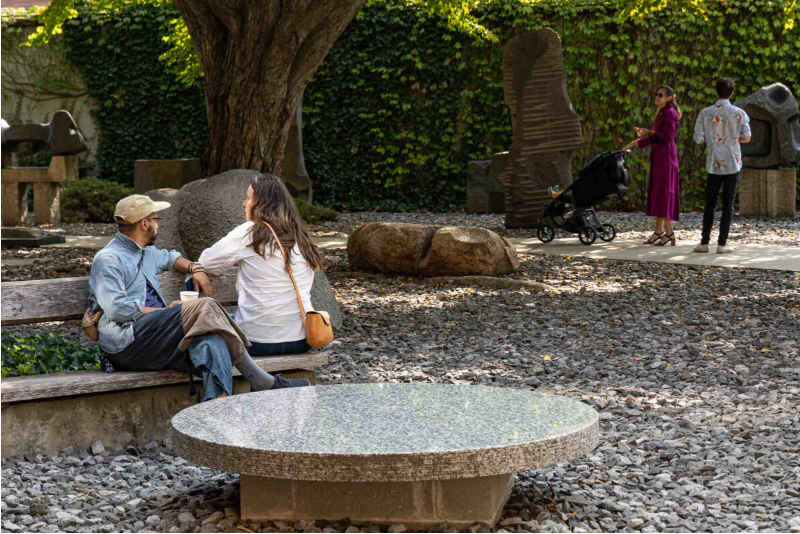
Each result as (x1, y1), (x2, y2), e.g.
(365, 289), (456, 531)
(347, 222), (518, 277)
(0, 111), (87, 156)
(491, 28), (583, 228)
(734, 83), (799, 217)
(1, 111), (86, 226)
(281, 97), (312, 203)
(734, 83), (800, 168)
(466, 160), (505, 214)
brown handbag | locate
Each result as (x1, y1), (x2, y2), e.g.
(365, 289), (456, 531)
(262, 222), (333, 349)
(81, 309), (103, 341)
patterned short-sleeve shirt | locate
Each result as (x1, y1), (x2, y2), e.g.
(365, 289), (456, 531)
(694, 99), (751, 174)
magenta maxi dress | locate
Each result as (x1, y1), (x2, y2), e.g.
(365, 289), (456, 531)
(637, 106), (680, 221)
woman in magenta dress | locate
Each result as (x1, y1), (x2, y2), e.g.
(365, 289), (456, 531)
(625, 85), (682, 246)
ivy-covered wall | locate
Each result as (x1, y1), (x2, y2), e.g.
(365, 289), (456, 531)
(61, 3), (209, 181)
(303, 0), (800, 211)
(4, 0), (797, 212)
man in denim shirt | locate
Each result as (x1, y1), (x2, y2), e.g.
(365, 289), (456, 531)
(693, 77), (751, 254)
(89, 195), (309, 400)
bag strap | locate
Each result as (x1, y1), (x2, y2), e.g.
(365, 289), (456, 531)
(261, 221), (307, 326)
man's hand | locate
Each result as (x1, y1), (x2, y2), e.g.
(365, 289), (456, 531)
(167, 301), (182, 308)
(141, 306), (163, 315)
(193, 271), (213, 298)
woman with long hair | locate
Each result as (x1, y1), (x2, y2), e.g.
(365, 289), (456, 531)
(624, 85), (682, 246)
(197, 174), (325, 358)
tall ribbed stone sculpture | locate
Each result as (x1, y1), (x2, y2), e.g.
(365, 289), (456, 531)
(491, 28), (583, 228)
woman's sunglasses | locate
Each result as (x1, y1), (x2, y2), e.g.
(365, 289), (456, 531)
(655, 92), (666, 98)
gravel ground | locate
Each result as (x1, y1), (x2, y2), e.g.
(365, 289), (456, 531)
(1, 249), (94, 282)
(3, 247), (799, 533)
(313, 211), (800, 246)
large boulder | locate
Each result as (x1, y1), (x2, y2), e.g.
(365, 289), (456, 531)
(418, 226), (518, 277)
(179, 170), (257, 260)
(144, 188), (187, 257)
(312, 270), (343, 331)
(347, 223), (437, 275)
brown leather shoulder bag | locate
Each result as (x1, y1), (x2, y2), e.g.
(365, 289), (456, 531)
(262, 222), (333, 349)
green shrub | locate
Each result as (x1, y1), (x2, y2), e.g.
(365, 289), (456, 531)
(1, 333), (100, 378)
(294, 198), (340, 225)
(61, 177), (133, 223)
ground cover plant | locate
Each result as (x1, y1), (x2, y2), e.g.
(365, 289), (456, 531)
(1, 333), (100, 378)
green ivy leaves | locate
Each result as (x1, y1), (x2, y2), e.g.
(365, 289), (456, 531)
(1, 334), (101, 378)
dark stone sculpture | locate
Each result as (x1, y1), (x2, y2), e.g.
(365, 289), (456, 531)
(491, 28), (583, 228)
(734, 83), (800, 168)
(0, 111), (87, 156)
(281, 96), (312, 203)
(134, 159), (202, 193)
(466, 160), (505, 214)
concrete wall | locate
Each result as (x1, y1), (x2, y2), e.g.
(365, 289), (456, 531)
(1, 369), (314, 458)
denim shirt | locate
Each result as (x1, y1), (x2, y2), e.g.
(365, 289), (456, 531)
(88, 232), (182, 354)
(694, 99), (751, 175)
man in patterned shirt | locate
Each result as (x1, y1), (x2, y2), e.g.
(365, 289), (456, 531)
(693, 77), (751, 253)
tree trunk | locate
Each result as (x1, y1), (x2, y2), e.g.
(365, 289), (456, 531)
(172, 0), (367, 177)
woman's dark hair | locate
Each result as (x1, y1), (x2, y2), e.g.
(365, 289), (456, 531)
(658, 85), (682, 119)
(716, 77), (735, 99)
(248, 174), (324, 271)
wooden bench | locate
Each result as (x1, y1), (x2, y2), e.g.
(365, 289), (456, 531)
(1, 270), (332, 458)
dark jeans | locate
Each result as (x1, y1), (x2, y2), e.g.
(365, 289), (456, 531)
(249, 339), (312, 356)
(106, 303), (234, 401)
(701, 171), (740, 246)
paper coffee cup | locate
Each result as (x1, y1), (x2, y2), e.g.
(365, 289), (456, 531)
(180, 291), (199, 302)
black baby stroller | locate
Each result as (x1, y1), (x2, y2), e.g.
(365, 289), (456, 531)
(537, 150), (630, 245)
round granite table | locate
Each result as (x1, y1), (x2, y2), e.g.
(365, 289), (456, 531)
(172, 383), (598, 528)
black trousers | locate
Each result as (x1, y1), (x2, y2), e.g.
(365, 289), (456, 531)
(701, 171), (740, 246)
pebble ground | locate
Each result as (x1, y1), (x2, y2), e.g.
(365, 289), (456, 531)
(2, 213), (799, 533)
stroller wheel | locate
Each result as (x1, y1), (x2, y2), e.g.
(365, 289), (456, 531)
(578, 226), (597, 245)
(601, 223), (616, 242)
(537, 224), (555, 243)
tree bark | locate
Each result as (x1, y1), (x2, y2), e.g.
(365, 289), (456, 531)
(172, 0), (367, 177)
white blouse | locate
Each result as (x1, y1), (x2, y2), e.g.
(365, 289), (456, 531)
(198, 221), (313, 344)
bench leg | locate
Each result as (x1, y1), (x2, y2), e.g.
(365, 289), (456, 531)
(33, 182), (62, 225)
(240, 473), (513, 529)
(1, 182), (28, 226)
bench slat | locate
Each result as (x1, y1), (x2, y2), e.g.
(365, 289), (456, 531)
(1, 271), (239, 326)
(0, 353), (328, 403)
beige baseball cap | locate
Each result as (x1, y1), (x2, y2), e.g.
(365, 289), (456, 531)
(113, 195), (171, 224)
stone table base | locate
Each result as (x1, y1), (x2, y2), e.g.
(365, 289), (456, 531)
(241, 473), (513, 529)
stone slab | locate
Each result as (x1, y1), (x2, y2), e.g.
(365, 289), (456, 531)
(1, 227), (65, 249)
(240, 472), (513, 528)
(766, 168), (796, 218)
(738, 168), (796, 218)
(172, 383), (599, 482)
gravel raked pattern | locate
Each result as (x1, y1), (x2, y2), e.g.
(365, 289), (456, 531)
(2, 237), (799, 532)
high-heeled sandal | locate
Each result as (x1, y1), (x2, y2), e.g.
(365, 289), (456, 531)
(643, 232), (664, 245)
(655, 232), (676, 246)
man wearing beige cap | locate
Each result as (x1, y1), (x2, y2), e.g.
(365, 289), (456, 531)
(87, 194), (309, 401)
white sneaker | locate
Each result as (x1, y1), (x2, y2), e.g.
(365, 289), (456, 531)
(717, 245), (734, 254)
(693, 244), (709, 253)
